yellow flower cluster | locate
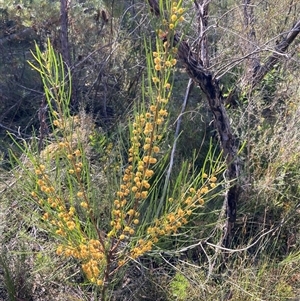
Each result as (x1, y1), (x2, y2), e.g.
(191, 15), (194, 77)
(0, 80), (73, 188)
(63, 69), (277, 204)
(109, 108), (165, 238)
(185, 175), (219, 207)
(32, 135), (110, 286)
(56, 239), (105, 285)
(32, 172), (76, 240)
(209, 175), (217, 188)
(169, 2), (185, 30)
(130, 239), (154, 259)
(32, 143), (95, 258)
(153, 50), (177, 73)
(129, 207), (189, 259)
(128, 178), (218, 259)
(110, 1), (188, 264)
(202, 172), (218, 188)
(109, 49), (176, 244)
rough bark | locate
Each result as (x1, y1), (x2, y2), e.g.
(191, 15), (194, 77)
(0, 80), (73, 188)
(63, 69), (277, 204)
(174, 34), (239, 227)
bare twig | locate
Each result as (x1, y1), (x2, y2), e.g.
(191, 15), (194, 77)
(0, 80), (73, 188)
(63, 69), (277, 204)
(159, 79), (194, 210)
(251, 19), (300, 86)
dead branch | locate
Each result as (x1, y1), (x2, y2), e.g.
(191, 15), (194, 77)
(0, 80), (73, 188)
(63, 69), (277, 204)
(251, 19), (300, 86)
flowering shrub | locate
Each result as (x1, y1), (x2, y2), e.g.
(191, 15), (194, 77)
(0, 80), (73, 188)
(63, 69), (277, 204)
(9, 1), (226, 299)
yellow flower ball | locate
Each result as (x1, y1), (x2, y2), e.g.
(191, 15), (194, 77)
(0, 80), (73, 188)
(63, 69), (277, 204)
(37, 179), (44, 186)
(145, 169), (154, 177)
(53, 119), (60, 127)
(31, 191), (37, 198)
(143, 181), (150, 189)
(35, 169), (42, 175)
(74, 149), (81, 157)
(141, 191), (148, 199)
(77, 191), (84, 197)
(155, 64), (161, 71)
(149, 157), (157, 164)
(152, 76), (159, 83)
(154, 57), (161, 64)
(156, 118), (163, 125)
(210, 176), (217, 183)
(153, 146), (160, 153)
(171, 14), (177, 22)
(150, 105), (157, 112)
(127, 209), (135, 216)
(67, 221), (75, 230)
(80, 202), (88, 208)
(56, 245), (64, 255)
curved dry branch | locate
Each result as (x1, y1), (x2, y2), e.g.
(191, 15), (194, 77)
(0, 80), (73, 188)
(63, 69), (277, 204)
(251, 19), (300, 86)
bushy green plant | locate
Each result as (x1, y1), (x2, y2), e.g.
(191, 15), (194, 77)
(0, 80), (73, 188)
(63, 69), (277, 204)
(8, 2), (227, 299)
(169, 272), (189, 301)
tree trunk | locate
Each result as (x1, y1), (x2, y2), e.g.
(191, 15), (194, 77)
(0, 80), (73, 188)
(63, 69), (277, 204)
(174, 34), (239, 238)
